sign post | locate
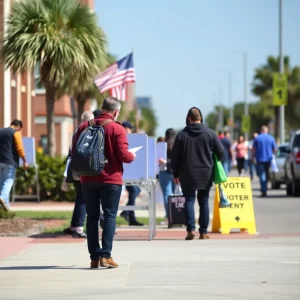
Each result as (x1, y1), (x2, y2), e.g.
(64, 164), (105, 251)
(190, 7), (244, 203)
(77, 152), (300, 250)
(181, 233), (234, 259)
(241, 115), (251, 134)
(273, 73), (288, 106)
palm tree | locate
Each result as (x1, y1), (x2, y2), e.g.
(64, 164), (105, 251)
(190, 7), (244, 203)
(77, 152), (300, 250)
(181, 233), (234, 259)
(127, 107), (158, 136)
(252, 56), (290, 139)
(252, 56), (300, 137)
(73, 53), (117, 126)
(2, 0), (107, 156)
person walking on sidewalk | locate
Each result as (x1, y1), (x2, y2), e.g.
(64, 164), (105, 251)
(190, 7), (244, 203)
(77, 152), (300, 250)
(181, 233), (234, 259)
(219, 131), (233, 175)
(171, 107), (224, 240)
(235, 135), (247, 176)
(72, 97), (136, 269)
(247, 132), (258, 180)
(158, 128), (176, 225)
(120, 121), (144, 226)
(252, 126), (277, 197)
(63, 111), (94, 238)
(0, 120), (28, 211)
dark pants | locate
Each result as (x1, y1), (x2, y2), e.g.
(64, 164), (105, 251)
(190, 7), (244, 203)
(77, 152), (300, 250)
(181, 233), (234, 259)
(81, 182), (122, 260)
(71, 182), (86, 227)
(248, 160), (255, 179)
(182, 186), (211, 234)
(256, 162), (271, 193)
(236, 157), (245, 175)
(122, 185), (141, 222)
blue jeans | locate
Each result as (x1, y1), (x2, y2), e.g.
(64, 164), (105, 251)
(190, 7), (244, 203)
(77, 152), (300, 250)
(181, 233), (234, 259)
(222, 159), (230, 176)
(256, 162), (271, 193)
(81, 182), (122, 260)
(71, 182), (86, 227)
(159, 171), (175, 218)
(182, 186), (211, 234)
(122, 185), (141, 222)
(248, 160), (255, 178)
(0, 162), (16, 208)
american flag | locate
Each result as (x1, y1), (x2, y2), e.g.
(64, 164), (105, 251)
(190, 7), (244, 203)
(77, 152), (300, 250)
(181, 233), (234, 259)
(94, 52), (135, 101)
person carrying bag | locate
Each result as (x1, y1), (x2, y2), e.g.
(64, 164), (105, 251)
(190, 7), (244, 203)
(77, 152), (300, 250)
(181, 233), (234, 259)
(213, 154), (230, 208)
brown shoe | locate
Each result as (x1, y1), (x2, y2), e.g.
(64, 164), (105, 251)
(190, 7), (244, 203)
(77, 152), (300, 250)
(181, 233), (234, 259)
(199, 233), (210, 240)
(100, 257), (119, 268)
(185, 231), (195, 240)
(90, 259), (100, 269)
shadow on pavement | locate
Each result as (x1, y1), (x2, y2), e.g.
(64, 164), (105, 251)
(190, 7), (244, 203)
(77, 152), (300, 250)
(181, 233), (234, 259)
(0, 265), (106, 271)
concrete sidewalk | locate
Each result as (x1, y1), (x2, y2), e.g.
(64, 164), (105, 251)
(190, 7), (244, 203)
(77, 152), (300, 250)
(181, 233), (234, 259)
(0, 237), (299, 300)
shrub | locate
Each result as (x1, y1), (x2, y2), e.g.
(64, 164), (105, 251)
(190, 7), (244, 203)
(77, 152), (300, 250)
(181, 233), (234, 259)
(0, 208), (16, 219)
(14, 153), (76, 202)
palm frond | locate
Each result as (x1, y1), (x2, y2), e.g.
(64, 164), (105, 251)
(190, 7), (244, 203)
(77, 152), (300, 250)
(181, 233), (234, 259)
(2, 0), (108, 89)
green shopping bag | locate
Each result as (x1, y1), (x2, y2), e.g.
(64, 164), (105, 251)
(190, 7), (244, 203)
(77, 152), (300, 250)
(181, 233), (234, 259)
(213, 154), (227, 184)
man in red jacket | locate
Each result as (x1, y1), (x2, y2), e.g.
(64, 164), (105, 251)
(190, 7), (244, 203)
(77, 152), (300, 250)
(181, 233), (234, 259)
(72, 97), (136, 269)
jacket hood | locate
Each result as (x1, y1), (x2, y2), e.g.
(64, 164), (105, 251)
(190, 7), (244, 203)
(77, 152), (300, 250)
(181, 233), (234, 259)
(184, 123), (208, 137)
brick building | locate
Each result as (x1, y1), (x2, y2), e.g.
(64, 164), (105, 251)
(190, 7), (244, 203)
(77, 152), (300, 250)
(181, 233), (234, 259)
(0, 0), (135, 156)
(0, 0), (96, 156)
(0, 0), (34, 138)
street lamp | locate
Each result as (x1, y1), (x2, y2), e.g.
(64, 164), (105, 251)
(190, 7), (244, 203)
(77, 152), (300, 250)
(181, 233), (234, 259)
(279, 0), (285, 143)
(228, 72), (234, 138)
(243, 52), (249, 141)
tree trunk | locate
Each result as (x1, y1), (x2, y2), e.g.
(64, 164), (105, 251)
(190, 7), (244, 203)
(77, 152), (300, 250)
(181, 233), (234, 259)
(77, 96), (86, 126)
(46, 87), (56, 157)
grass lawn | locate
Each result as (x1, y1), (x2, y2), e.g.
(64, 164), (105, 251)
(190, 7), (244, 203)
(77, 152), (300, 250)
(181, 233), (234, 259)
(14, 211), (165, 234)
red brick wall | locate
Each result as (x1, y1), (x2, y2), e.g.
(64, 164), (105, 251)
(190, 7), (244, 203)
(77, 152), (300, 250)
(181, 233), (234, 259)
(34, 93), (73, 117)
(34, 123), (62, 156)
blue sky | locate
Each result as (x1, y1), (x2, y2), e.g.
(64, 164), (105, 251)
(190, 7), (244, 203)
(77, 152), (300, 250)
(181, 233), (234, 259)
(95, 0), (300, 137)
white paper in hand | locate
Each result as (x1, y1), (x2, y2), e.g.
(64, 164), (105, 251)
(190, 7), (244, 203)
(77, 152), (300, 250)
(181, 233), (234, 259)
(128, 146), (143, 153)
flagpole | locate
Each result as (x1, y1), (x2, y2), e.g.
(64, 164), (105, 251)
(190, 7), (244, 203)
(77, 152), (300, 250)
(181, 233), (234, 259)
(131, 49), (139, 133)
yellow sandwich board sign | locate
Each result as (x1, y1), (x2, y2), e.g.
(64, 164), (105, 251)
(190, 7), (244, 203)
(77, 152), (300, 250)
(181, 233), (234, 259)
(212, 177), (257, 234)
(273, 73), (288, 106)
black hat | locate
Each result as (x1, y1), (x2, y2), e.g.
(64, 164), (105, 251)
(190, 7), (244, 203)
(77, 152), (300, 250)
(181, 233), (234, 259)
(93, 109), (102, 118)
(122, 121), (133, 129)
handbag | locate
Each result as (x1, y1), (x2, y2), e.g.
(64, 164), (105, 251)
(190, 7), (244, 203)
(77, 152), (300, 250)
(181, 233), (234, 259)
(63, 157), (80, 184)
(213, 154), (227, 185)
(168, 184), (185, 228)
(271, 155), (279, 173)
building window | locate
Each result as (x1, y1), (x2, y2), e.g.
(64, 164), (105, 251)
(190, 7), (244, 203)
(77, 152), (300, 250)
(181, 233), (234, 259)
(34, 63), (45, 93)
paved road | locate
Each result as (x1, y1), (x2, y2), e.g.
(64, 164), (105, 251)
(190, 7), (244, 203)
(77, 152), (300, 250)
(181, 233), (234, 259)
(0, 237), (299, 300)
(251, 179), (300, 234)
(1, 174), (300, 299)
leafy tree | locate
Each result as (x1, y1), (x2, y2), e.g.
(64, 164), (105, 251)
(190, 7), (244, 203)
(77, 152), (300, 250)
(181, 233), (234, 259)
(2, 0), (107, 156)
(205, 101), (273, 139)
(127, 107), (158, 136)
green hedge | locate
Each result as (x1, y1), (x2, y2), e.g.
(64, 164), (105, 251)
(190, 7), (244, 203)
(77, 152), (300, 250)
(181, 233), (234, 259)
(14, 153), (76, 202)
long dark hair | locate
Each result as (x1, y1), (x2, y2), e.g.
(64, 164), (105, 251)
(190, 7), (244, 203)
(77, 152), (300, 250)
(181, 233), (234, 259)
(165, 128), (176, 151)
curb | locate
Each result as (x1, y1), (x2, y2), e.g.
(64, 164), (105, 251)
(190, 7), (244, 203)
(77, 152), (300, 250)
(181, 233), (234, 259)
(0, 224), (45, 237)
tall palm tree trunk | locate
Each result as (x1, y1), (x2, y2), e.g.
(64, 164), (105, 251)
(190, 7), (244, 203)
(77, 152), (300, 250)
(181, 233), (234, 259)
(46, 87), (56, 157)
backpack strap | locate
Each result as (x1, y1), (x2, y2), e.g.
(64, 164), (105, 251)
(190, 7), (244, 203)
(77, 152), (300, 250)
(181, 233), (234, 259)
(88, 119), (113, 127)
